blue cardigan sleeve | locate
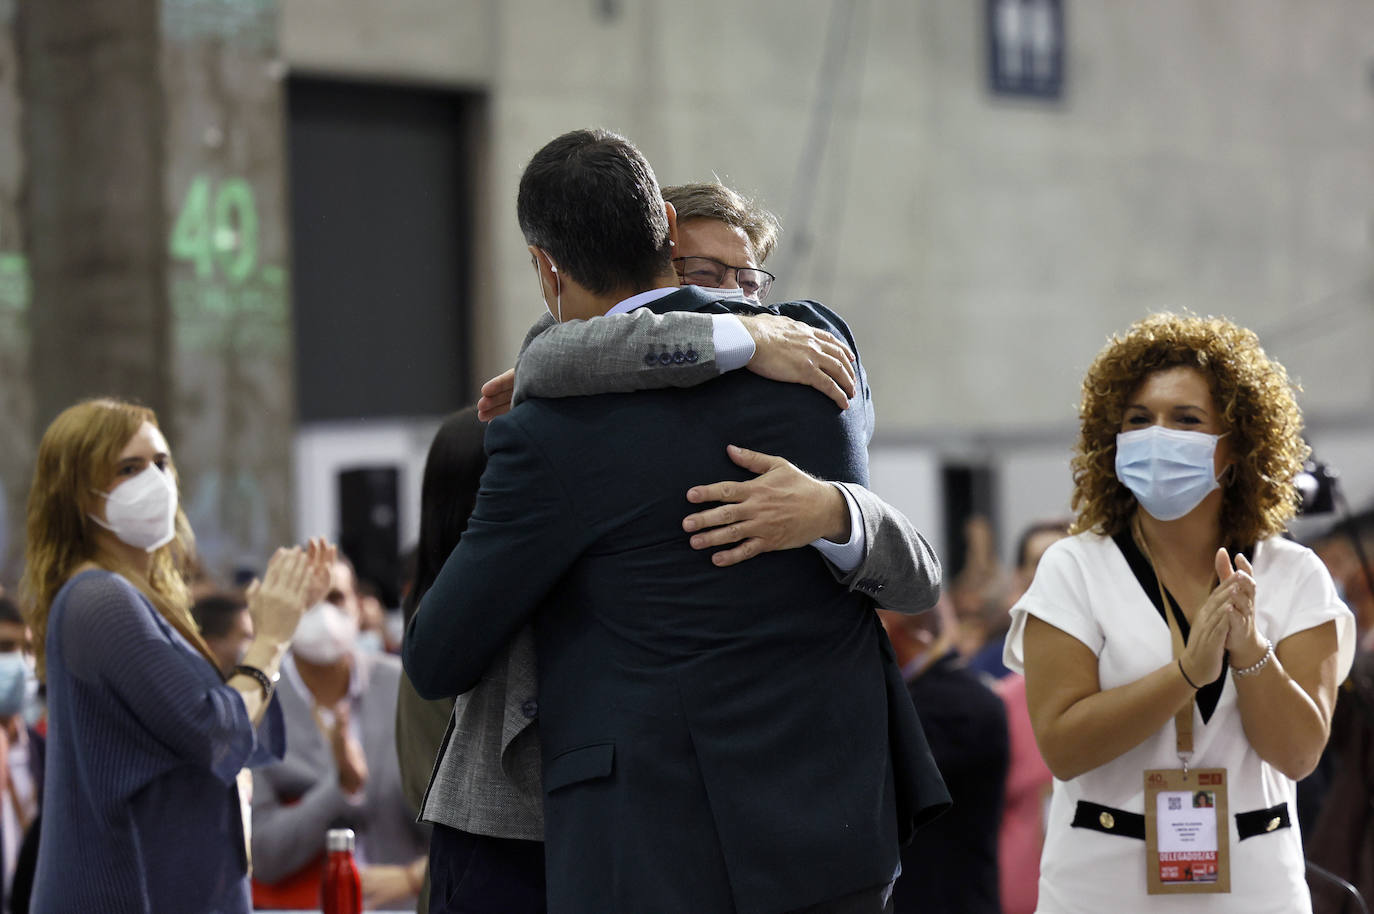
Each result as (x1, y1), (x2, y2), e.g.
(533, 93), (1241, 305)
(58, 572), (277, 786)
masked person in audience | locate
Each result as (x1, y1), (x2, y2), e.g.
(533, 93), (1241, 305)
(20, 397), (331, 914)
(251, 556), (429, 910)
(0, 595), (40, 913)
(1006, 314), (1355, 913)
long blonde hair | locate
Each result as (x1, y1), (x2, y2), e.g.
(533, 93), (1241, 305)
(20, 398), (214, 679)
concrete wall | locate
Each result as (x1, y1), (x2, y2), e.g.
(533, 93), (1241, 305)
(278, 0), (1374, 564)
(161, 0), (297, 575)
(0, 0), (296, 584)
(0, 0), (28, 579)
(1, 1), (1366, 581)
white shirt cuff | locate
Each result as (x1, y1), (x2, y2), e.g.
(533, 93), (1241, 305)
(711, 314), (755, 373)
(810, 483), (866, 572)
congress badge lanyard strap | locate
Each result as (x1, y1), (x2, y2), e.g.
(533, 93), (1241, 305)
(1135, 518), (1231, 895)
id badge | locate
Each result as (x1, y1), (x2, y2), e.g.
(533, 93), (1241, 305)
(1144, 768), (1230, 894)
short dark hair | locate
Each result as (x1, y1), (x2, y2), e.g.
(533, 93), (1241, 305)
(517, 128), (671, 295)
(191, 592), (248, 640)
(0, 596), (22, 628)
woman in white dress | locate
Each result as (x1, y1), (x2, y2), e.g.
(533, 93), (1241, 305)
(1005, 313), (1355, 913)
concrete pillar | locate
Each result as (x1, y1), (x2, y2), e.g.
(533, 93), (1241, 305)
(18, 0), (173, 427)
(0, 0), (29, 579)
(12, 0), (295, 578)
(160, 1), (296, 573)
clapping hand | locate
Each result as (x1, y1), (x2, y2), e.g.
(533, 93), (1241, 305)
(1178, 548), (1250, 687)
(327, 700), (369, 796)
(303, 537), (336, 607)
(1217, 550), (1266, 669)
(245, 548), (315, 645)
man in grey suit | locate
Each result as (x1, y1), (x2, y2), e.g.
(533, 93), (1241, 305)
(406, 129), (949, 913)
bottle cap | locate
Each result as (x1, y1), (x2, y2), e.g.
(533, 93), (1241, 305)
(326, 828), (356, 852)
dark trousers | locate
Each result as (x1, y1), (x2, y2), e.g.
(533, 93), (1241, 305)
(428, 822), (546, 914)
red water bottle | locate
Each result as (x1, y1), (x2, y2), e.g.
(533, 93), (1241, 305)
(321, 828), (362, 914)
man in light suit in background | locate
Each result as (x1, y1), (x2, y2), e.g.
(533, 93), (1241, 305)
(406, 128), (949, 913)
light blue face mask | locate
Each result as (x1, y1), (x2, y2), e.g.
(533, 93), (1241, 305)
(1115, 425), (1225, 521)
(0, 652), (30, 718)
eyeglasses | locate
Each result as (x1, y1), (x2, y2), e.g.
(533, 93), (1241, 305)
(672, 256), (775, 301)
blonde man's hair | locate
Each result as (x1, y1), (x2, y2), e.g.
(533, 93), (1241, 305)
(20, 398), (211, 679)
(663, 182), (781, 263)
(1069, 313), (1308, 548)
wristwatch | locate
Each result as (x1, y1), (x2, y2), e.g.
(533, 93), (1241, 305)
(232, 664), (280, 702)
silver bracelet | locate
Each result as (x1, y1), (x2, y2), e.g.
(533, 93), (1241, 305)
(1231, 638), (1274, 678)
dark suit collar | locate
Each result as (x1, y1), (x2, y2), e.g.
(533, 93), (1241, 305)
(642, 285), (775, 317)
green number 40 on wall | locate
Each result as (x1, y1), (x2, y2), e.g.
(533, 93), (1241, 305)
(170, 175), (259, 284)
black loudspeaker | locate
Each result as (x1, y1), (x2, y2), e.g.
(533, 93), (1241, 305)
(337, 466), (400, 607)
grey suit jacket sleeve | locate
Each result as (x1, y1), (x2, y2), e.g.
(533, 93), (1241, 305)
(511, 309), (721, 406)
(252, 765), (353, 882)
(828, 482), (942, 614)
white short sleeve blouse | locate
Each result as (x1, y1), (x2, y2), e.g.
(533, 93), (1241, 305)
(1004, 532), (1355, 914)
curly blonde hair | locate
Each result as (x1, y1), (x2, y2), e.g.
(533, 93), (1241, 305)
(1069, 313), (1308, 547)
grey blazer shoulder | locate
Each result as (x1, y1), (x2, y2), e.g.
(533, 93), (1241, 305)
(512, 309), (720, 405)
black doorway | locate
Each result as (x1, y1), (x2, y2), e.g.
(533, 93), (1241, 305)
(288, 76), (484, 421)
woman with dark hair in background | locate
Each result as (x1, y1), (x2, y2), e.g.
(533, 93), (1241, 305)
(19, 397), (331, 914)
(393, 406), (524, 913)
(1006, 314), (1354, 912)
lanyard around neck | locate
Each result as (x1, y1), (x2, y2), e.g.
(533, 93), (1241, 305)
(1132, 515), (1197, 769)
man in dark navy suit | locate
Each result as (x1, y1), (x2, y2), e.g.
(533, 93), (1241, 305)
(405, 128), (946, 914)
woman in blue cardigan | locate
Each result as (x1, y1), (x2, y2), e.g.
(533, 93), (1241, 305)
(19, 398), (330, 913)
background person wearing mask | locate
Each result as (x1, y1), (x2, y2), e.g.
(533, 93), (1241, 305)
(251, 554), (428, 911)
(1007, 314), (1355, 913)
(0, 595), (39, 913)
(20, 397), (329, 914)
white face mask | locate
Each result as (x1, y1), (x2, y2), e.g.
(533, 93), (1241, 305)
(292, 601), (358, 665)
(536, 250), (563, 322)
(89, 464), (178, 552)
(690, 285), (757, 303)
(1115, 426), (1225, 521)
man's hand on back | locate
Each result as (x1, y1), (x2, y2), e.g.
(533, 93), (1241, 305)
(682, 445), (851, 567)
(477, 368), (516, 421)
(739, 314), (857, 410)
